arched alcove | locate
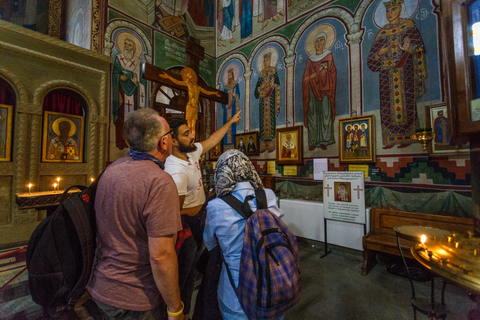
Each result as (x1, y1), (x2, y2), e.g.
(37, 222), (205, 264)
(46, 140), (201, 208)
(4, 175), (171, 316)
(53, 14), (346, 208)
(0, 77), (17, 106)
(0, 77), (16, 163)
(42, 89), (89, 163)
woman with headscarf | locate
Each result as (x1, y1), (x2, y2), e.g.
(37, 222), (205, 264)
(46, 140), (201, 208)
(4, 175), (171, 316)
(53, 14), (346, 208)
(302, 31), (337, 151)
(203, 149), (284, 319)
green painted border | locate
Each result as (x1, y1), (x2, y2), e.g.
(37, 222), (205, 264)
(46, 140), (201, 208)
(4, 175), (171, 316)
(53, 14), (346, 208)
(326, 0), (361, 14)
(154, 32), (215, 87)
(107, 9), (152, 39)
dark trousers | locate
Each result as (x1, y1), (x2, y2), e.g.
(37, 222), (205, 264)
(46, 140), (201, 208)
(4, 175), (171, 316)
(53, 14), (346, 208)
(93, 298), (165, 320)
(178, 215), (205, 315)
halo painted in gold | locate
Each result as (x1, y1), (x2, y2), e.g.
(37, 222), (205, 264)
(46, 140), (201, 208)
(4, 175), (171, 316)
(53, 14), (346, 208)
(116, 32), (142, 58)
(306, 24), (336, 55)
(360, 122), (368, 129)
(52, 117), (76, 137)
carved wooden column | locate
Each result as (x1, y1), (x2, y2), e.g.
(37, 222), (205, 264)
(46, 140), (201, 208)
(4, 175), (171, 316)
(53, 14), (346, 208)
(47, 0), (65, 39)
(91, 0), (106, 53)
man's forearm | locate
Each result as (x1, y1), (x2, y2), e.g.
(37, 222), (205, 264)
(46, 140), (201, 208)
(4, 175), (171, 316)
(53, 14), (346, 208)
(200, 120), (234, 153)
(210, 120), (234, 142)
(149, 239), (182, 313)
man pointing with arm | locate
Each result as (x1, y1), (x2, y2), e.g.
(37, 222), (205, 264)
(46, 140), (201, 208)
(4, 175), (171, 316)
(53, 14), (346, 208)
(165, 110), (241, 319)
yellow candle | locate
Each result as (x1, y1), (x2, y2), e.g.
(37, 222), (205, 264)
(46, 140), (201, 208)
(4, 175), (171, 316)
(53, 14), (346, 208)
(53, 183), (57, 193)
(28, 183), (32, 195)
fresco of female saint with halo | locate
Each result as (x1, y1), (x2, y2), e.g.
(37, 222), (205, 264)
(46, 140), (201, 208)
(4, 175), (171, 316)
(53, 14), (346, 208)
(301, 24), (337, 151)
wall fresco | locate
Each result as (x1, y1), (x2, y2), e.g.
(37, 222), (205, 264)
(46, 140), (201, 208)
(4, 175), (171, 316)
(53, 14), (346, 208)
(217, 59), (246, 149)
(293, 19), (350, 152)
(216, 0), (287, 56)
(65, 0), (92, 49)
(251, 43), (286, 152)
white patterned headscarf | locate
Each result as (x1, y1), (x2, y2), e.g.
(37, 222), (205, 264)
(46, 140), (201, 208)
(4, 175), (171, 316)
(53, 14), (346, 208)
(214, 149), (264, 197)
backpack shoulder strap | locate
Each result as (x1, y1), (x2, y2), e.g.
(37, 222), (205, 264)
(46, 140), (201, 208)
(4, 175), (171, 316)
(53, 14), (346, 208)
(220, 194), (252, 219)
(221, 188), (268, 219)
(254, 189), (268, 210)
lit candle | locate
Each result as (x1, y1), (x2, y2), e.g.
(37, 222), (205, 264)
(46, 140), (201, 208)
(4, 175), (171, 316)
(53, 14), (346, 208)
(455, 242), (459, 249)
(91, 178), (94, 183)
(28, 183), (32, 195)
(53, 183), (57, 193)
(56, 177), (60, 191)
(420, 234), (427, 250)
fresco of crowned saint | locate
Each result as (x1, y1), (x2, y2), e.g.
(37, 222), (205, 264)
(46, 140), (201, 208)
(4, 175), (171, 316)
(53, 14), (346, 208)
(254, 48), (281, 153)
(111, 32), (148, 150)
(434, 110), (450, 146)
(222, 66), (241, 147)
(302, 26), (337, 151)
(367, 0), (426, 149)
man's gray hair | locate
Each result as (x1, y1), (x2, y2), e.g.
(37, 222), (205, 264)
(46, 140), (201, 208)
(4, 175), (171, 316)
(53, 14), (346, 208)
(124, 108), (163, 152)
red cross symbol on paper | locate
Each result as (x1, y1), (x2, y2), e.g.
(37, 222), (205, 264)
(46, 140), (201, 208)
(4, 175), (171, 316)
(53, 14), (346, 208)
(126, 100), (133, 112)
(354, 185), (364, 199)
(129, 60), (136, 68)
(324, 184), (332, 197)
(119, 56), (126, 64)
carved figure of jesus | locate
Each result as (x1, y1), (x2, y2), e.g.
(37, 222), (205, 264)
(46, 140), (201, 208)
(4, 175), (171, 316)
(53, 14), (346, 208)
(159, 67), (220, 137)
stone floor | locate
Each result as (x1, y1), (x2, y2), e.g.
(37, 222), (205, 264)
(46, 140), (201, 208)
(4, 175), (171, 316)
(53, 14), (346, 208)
(0, 241), (478, 319)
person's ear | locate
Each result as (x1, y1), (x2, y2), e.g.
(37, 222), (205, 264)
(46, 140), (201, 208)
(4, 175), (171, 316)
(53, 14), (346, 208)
(158, 136), (167, 152)
(171, 137), (179, 147)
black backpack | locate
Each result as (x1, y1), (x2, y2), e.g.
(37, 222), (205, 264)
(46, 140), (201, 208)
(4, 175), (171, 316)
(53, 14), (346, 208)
(26, 178), (101, 314)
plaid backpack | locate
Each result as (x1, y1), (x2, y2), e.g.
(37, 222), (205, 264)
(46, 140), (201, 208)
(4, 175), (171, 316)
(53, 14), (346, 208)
(221, 189), (301, 320)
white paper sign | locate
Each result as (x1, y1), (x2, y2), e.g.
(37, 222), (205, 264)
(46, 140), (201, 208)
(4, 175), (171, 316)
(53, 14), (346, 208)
(323, 171), (366, 224)
(313, 158), (328, 180)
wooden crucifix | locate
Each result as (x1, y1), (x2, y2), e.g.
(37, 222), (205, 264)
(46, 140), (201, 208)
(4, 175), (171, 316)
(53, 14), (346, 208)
(142, 37), (227, 137)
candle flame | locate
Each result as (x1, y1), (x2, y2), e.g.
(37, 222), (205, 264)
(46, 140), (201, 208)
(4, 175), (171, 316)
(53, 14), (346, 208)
(54, 183), (57, 188)
(91, 178), (94, 182)
(28, 183), (32, 188)
(56, 177), (60, 182)
(421, 234), (426, 244)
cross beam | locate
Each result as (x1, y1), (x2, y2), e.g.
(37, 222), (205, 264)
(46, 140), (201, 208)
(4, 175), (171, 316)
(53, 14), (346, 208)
(142, 63), (228, 105)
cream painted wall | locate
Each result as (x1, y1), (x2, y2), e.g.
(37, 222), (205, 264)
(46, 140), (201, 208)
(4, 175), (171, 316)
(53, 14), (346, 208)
(0, 20), (111, 246)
